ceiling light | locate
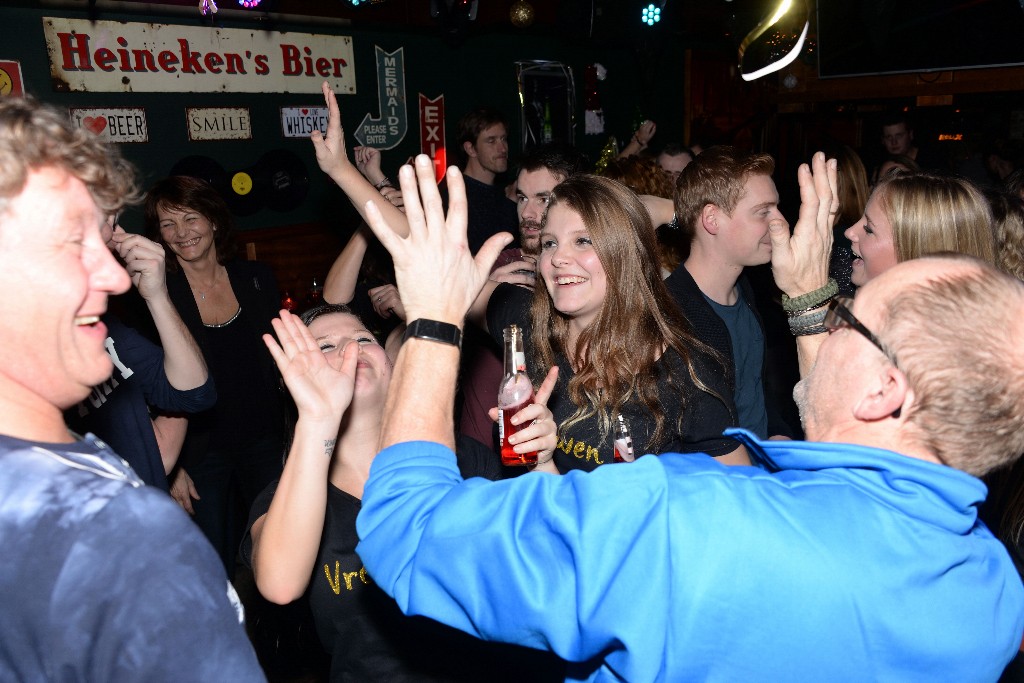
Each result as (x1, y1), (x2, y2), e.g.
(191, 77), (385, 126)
(641, 3), (661, 26)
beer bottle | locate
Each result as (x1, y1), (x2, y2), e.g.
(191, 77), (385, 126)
(498, 325), (538, 466)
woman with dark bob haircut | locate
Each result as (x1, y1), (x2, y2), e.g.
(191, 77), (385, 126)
(144, 175), (287, 572)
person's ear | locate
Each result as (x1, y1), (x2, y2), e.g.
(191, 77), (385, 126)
(463, 140), (478, 159)
(700, 204), (720, 235)
(853, 365), (911, 423)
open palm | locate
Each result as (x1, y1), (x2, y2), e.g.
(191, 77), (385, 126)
(264, 310), (356, 424)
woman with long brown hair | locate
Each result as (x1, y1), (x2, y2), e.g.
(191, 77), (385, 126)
(486, 174), (747, 472)
(599, 155), (686, 275)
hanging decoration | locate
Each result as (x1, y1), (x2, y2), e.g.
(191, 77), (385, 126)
(584, 62), (605, 135)
(594, 137), (618, 174)
(510, 0), (535, 28)
(238, 0), (262, 7)
(199, 0), (218, 15)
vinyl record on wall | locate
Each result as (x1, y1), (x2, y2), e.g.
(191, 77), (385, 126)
(253, 149), (310, 212)
(224, 165), (267, 217)
(168, 155), (231, 196)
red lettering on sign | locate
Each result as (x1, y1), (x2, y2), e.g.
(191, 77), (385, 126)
(59, 32), (93, 71)
(419, 94), (446, 184)
(177, 39), (205, 74)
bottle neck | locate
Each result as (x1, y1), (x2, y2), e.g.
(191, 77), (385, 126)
(503, 328), (526, 376)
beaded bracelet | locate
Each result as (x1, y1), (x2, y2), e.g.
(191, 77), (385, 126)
(787, 307), (828, 330)
(787, 297), (836, 318)
(374, 177), (393, 190)
(781, 278), (838, 315)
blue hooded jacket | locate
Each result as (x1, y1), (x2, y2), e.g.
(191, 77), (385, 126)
(358, 430), (1024, 682)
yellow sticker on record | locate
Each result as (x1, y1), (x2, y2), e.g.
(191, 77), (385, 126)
(231, 171), (253, 196)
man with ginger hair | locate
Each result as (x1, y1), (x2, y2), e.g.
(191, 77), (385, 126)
(0, 96), (263, 681)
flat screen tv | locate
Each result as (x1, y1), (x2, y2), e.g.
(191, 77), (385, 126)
(816, 0), (1024, 78)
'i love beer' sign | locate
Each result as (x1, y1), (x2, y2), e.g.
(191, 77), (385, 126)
(69, 107), (149, 143)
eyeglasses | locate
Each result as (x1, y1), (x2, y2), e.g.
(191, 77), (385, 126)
(825, 296), (900, 370)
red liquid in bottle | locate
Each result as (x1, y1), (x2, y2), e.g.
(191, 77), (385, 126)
(499, 392), (538, 466)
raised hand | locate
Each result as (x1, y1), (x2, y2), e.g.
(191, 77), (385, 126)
(353, 145), (384, 183)
(108, 226), (168, 301)
(488, 366), (560, 473)
(634, 120), (657, 148)
(311, 81), (354, 180)
(363, 155), (513, 325)
(263, 309), (357, 424)
(368, 283), (406, 320)
(769, 151), (839, 297)
(312, 81), (410, 237)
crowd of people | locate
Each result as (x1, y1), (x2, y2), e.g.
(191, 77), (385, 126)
(2, 82), (1024, 682)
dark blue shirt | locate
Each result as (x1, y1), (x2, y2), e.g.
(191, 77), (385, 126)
(705, 289), (768, 438)
(66, 314), (216, 489)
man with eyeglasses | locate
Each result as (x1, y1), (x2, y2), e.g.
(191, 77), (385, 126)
(348, 153), (1024, 680)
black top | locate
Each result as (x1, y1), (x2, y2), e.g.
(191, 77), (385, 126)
(439, 174), (518, 255)
(164, 259), (287, 466)
(487, 284), (739, 472)
(664, 265), (798, 439)
(65, 315), (216, 489)
(242, 435), (564, 682)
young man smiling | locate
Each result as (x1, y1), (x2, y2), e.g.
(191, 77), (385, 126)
(666, 146), (794, 438)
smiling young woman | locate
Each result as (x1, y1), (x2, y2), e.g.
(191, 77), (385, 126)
(487, 174), (748, 472)
(846, 171), (995, 288)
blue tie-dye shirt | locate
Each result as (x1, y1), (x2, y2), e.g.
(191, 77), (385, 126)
(0, 433), (265, 682)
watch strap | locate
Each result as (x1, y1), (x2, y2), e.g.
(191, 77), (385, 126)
(402, 318), (462, 349)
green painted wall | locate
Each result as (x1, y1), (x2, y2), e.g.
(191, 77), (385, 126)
(0, 5), (688, 234)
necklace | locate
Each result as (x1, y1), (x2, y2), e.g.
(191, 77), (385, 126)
(189, 267), (221, 301)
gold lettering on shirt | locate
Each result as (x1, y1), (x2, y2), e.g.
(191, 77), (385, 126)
(325, 561), (342, 595)
(324, 562), (373, 595)
(556, 435), (606, 465)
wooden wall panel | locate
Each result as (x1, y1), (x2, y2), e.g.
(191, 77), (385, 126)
(241, 221), (346, 303)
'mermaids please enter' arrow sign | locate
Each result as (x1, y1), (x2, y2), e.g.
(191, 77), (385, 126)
(353, 46), (407, 150)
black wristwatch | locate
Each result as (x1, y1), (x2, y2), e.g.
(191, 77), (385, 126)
(402, 319), (462, 349)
